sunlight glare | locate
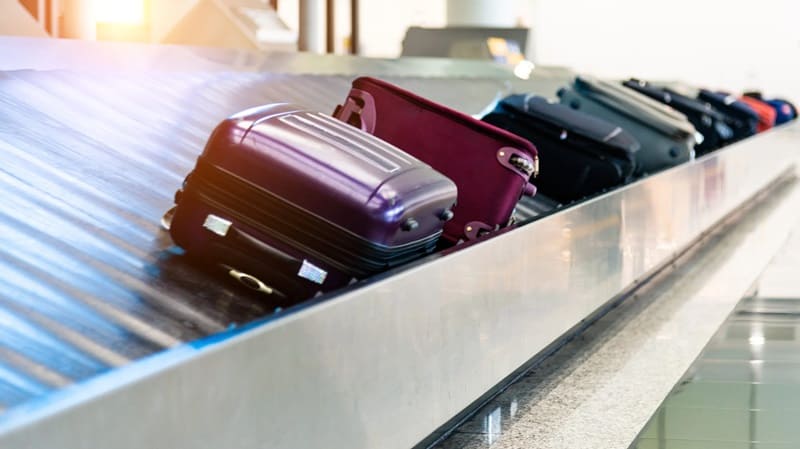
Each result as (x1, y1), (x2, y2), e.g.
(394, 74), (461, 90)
(93, 0), (145, 24)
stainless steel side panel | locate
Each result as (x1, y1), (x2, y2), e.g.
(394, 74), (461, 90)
(1, 117), (797, 448)
(0, 68), (558, 413)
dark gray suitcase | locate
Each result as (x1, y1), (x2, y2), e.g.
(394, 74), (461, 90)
(558, 76), (697, 176)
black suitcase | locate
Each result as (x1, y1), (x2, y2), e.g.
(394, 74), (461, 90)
(622, 79), (734, 155)
(697, 90), (758, 141)
(483, 94), (640, 203)
(514, 192), (562, 222)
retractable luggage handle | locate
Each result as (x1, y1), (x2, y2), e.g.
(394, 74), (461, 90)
(333, 88), (377, 133)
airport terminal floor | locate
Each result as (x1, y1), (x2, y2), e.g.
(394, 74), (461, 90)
(0, 36), (799, 449)
(435, 177), (800, 449)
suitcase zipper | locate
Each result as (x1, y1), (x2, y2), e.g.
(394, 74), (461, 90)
(189, 187), (370, 277)
(184, 160), (440, 276)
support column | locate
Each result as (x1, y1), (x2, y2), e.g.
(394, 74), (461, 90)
(349, 0), (358, 55)
(446, 0), (518, 27)
(60, 0), (95, 40)
(298, 0), (325, 53)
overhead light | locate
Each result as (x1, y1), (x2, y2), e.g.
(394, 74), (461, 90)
(749, 333), (765, 346)
(93, 0), (145, 25)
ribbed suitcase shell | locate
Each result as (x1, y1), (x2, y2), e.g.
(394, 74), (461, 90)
(558, 76), (697, 176)
(334, 76), (538, 243)
(483, 94), (640, 203)
(169, 103), (457, 301)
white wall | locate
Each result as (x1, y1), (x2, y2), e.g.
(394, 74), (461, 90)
(357, 0), (447, 56)
(278, 0), (800, 99)
(529, 0), (800, 98)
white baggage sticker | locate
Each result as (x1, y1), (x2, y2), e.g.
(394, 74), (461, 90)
(203, 214), (232, 237)
(298, 260), (328, 285)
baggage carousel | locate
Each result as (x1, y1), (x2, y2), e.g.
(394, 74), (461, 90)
(0, 37), (797, 449)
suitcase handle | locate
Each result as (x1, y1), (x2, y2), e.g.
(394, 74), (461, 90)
(333, 88), (377, 133)
(202, 214), (329, 288)
(497, 147), (538, 179)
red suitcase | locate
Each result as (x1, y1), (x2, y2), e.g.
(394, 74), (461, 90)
(168, 103), (458, 302)
(334, 77), (538, 243)
(739, 96), (777, 132)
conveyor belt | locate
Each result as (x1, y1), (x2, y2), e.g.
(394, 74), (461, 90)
(0, 66), (564, 413)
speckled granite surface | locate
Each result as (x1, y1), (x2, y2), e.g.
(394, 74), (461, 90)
(434, 179), (800, 449)
(629, 219), (800, 448)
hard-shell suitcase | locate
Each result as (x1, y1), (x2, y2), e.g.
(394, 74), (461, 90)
(558, 76), (696, 176)
(739, 95), (777, 132)
(697, 90), (758, 140)
(169, 103), (458, 301)
(482, 94), (640, 203)
(333, 76), (538, 243)
(622, 79), (735, 154)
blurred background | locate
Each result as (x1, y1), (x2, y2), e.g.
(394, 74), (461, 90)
(2, 0), (799, 97)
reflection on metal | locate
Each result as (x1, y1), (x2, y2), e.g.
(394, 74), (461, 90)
(0, 36), (574, 90)
(0, 94), (796, 448)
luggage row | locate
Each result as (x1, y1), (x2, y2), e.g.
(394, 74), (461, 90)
(495, 76), (797, 206)
(164, 75), (797, 303)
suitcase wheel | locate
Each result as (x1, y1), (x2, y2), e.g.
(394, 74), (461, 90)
(401, 218), (419, 231)
(438, 209), (454, 222)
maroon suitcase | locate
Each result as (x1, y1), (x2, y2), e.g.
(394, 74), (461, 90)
(333, 77), (538, 243)
(168, 103), (457, 301)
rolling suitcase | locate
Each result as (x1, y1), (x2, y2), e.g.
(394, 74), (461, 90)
(764, 99), (798, 125)
(558, 76), (696, 176)
(622, 79), (735, 154)
(744, 92), (797, 125)
(739, 95), (777, 132)
(513, 192), (562, 222)
(334, 76), (538, 243)
(168, 103), (458, 301)
(482, 94), (640, 203)
(697, 90), (758, 140)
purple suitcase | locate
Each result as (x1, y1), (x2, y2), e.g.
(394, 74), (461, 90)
(168, 103), (457, 301)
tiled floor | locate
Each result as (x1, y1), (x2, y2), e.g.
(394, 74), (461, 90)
(432, 180), (800, 449)
(630, 230), (800, 449)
